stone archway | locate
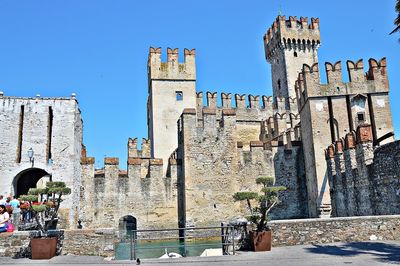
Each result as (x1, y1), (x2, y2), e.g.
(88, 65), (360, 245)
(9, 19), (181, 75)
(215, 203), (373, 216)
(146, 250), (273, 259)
(119, 215), (137, 239)
(13, 168), (51, 197)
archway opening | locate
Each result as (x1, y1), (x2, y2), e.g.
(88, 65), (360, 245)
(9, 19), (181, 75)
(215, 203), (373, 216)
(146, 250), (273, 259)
(119, 215), (137, 239)
(13, 168), (50, 197)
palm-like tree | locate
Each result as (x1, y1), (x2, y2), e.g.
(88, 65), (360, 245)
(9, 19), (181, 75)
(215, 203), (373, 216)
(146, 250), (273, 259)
(390, 0), (400, 34)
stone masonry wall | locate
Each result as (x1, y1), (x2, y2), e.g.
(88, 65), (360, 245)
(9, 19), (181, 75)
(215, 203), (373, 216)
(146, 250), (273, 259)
(269, 215), (400, 246)
(80, 155), (178, 230)
(372, 140), (400, 214)
(0, 94), (83, 228)
(327, 124), (400, 217)
(1, 215), (399, 258)
(177, 108), (307, 228)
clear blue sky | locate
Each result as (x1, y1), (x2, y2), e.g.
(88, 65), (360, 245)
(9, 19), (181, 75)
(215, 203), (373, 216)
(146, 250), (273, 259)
(1, 1), (399, 169)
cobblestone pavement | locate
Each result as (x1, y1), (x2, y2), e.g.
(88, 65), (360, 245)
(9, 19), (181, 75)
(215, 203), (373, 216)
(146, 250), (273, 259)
(0, 241), (399, 265)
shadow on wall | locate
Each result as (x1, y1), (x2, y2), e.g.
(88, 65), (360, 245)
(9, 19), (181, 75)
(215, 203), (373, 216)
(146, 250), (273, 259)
(305, 242), (400, 264)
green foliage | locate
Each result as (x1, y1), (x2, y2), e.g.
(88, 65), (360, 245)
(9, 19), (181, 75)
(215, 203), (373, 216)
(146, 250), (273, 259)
(233, 192), (258, 201)
(32, 204), (47, 212)
(20, 195), (38, 202)
(19, 180), (71, 234)
(48, 187), (71, 195)
(28, 188), (48, 195)
(46, 181), (66, 188)
(256, 176), (274, 186)
(391, 0), (400, 34)
(233, 176), (287, 231)
(261, 186), (286, 194)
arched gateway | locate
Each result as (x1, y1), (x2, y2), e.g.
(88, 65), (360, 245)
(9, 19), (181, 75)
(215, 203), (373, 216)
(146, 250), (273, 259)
(12, 168), (51, 197)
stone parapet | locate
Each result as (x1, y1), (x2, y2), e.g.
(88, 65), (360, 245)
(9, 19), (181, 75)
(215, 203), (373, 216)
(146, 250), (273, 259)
(264, 16), (321, 63)
(295, 58), (389, 110)
(148, 47), (196, 81)
(269, 215), (400, 246)
(127, 138), (151, 158)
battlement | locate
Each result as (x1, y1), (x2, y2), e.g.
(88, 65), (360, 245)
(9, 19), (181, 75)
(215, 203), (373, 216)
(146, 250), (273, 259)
(197, 91), (277, 110)
(296, 58), (389, 109)
(264, 15), (321, 62)
(127, 138), (151, 158)
(148, 47), (196, 80)
(325, 124), (373, 158)
(238, 129), (302, 167)
(195, 91), (298, 122)
(0, 91), (79, 104)
(80, 155), (165, 180)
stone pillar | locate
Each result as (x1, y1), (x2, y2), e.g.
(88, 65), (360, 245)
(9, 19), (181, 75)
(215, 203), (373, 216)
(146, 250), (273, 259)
(325, 145), (337, 217)
(354, 125), (374, 216)
(343, 132), (356, 216)
(80, 157), (95, 227)
(333, 140), (346, 217)
(104, 157), (119, 225)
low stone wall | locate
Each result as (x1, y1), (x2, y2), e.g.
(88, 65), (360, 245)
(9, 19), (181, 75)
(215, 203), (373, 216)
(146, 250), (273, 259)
(269, 215), (400, 246)
(0, 231), (30, 257)
(0, 215), (399, 257)
(62, 228), (115, 257)
(0, 228), (117, 258)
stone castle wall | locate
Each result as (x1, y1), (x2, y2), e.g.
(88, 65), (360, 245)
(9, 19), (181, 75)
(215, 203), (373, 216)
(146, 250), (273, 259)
(177, 108), (308, 228)
(0, 94), (83, 228)
(1, 215), (399, 258)
(80, 145), (179, 229)
(326, 124), (400, 217)
(296, 57), (394, 217)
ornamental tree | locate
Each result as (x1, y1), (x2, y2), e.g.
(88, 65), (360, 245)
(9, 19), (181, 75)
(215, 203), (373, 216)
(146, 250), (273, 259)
(233, 176), (286, 232)
(20, 181), (71, 234)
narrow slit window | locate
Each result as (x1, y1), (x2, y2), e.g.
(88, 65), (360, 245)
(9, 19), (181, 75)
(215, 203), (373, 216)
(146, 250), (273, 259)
(294, 51), (298, 57)
(46, 106), (53, 162)
(176, 91), (183, 101)
(16, 105), (24, 163)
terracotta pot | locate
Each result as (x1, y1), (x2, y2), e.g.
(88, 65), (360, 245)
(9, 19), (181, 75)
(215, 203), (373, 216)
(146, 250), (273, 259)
(250, 230), (272, 251)
(31, 237), (57, 259)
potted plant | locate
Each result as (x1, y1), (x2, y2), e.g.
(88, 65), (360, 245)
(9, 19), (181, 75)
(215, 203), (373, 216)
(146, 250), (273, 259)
(20, 181), (71, 259)
(233, 176), (286, 251)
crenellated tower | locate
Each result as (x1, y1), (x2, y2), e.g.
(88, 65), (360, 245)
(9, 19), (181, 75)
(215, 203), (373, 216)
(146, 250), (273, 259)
(147, 47), (197, 174)
(264, 16), (320, 109)
(295, 57), (394, 217)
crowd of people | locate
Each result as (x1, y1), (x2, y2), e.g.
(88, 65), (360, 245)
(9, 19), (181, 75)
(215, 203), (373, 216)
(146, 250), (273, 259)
(0, 195), (21, 233)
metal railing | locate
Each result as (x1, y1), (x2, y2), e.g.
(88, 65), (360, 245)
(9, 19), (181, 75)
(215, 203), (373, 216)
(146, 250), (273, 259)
(120, 224), (235, 260)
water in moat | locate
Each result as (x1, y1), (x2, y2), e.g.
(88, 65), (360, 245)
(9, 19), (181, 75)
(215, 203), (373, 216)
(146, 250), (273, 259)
(115, 239), (222, 260)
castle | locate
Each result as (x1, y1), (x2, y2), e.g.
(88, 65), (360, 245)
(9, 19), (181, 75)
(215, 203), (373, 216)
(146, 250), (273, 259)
(0, 15), (397, 230)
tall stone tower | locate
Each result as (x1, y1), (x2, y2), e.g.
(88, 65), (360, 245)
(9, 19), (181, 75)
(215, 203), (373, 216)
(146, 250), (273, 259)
(147, 48), (196, 173)
(264, 16), (320, 108)
(0, 92), (83, 227)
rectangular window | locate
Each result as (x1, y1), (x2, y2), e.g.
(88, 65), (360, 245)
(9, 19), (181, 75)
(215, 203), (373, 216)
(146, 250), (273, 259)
(175, 91), (183, 101)
(357, 112), (365, 122)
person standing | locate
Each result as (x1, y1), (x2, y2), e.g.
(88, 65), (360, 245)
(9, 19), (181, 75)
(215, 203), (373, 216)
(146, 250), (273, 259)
(9, 196), (20, 230)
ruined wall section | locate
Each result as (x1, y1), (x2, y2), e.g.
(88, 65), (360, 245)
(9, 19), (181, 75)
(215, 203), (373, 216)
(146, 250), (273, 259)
(80, 154), (179, 230)
(326, 124), (400, 217)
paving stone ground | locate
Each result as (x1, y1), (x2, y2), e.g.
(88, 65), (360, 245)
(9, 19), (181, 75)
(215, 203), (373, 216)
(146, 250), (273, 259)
(0, 241), (399, 265)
